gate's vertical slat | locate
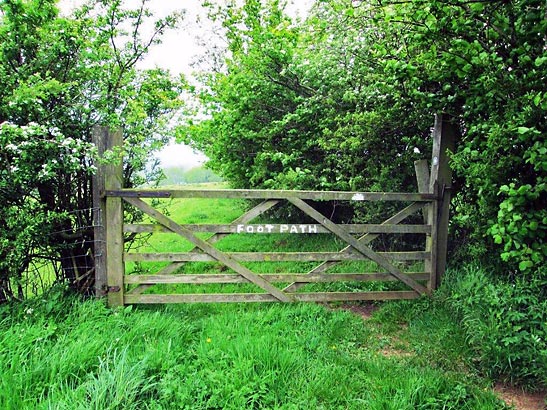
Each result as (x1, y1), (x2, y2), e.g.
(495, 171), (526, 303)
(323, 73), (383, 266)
(430, 182), (440, 291)
(414, 159), (433, 290)
(104, 128), (125, 307)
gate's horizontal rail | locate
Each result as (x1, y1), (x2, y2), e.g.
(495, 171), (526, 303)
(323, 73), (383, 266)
(106, 188), (436, 202)
(124, 291), (420, 304)
(125, 223), (431, 235)
(125, 272), (430, 285)
(124, 251), (430, 262)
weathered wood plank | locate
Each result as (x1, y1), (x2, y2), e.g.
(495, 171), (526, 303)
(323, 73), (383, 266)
(124, 223), (431, 235)
(430, 183), (440, 291)
(430, 114), (457, 286)
(414, 159), (431, 222)
(288, 198), (429, 295)
(123, 197), (294, 302)
(107, 189), (436, 202)
(104, 128), (124, 307)
(91, 126), (108, 298)
(415, 160), (431, 194)
(125, 272), (430, 285)
(415, 159), (433, 289)
(124, 291), (420, 304)
(124, 251), (430, 262)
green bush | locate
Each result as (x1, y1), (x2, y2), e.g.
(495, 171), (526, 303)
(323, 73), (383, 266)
(444, 265), (547, 388)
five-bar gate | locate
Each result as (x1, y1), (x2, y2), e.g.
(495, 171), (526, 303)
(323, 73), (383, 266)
(93, 115), (456, 306)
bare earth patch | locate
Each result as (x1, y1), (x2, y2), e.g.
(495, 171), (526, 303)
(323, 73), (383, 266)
(339, 302), (378, 320)
(494, 384), (546, 410)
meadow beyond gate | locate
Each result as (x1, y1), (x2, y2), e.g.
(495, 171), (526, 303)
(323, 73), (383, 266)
(93, 115), (456, 306)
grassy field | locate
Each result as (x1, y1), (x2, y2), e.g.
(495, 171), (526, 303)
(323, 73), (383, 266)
(0, 189), (513, 409)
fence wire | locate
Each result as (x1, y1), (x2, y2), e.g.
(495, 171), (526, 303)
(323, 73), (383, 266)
(17, 207), (105, 299)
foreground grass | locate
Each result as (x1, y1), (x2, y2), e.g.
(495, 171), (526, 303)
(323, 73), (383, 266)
(0, 292), (509, 409)
(0, 192), (519, 408)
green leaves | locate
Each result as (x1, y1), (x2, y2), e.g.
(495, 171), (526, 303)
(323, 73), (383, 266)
(187, 0), (547, 277)
(0, 0), (185, 299)
(491, 180), (547, 273)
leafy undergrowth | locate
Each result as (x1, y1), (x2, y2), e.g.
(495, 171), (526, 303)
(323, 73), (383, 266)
(0, 289), (510, 410)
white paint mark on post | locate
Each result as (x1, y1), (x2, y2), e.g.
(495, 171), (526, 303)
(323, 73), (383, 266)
(352, 193), (365, 201)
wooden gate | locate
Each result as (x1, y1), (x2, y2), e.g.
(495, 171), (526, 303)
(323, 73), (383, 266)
(94, 115), (456, 306)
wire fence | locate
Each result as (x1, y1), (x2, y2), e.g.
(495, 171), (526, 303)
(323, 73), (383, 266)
(18, 207), (104, 299)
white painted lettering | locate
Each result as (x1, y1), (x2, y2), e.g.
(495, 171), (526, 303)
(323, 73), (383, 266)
(236, 223), (320, 234)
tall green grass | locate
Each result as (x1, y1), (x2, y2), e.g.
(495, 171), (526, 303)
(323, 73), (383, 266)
(440, 265), (547, 389)
(0, 292), (508, 409)
(0, 190), (520, 408)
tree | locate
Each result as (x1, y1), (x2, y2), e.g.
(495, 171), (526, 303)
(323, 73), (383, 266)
(182, 0), (430, 227)
(186, 0), (546, 274)
(333, 0), (547, 273)
(0, 0), (185, 301)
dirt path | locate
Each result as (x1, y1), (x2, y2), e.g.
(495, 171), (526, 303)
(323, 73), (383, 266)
(494, 384), (546, 410)
(339, 302), (546, 410)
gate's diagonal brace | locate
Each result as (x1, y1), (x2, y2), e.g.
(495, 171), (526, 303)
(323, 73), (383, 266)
(128, 199), (280, 295)
(283, 201), (426, 292)
(287, 198), (429, 295)
(124, 197), (294, 302)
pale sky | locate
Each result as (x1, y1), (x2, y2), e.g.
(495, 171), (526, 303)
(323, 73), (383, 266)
(59, 0), (311, 170)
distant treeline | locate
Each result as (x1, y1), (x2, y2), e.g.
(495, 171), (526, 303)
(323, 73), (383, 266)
(160, 166), (223, 186)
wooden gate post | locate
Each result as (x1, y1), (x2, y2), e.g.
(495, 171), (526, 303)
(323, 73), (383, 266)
(429, 114), (458, 287)
(92, 126), (124, 306)
(92, 126), (108, 298)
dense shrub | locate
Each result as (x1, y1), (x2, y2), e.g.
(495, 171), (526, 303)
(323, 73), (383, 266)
(186, 0), (547, 275)
(444, 265), (547, 388)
